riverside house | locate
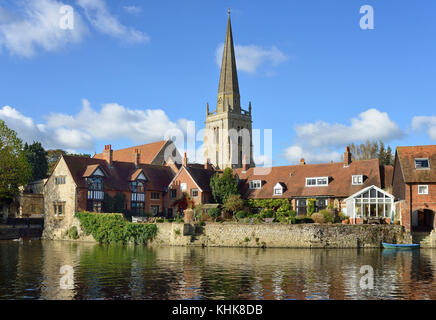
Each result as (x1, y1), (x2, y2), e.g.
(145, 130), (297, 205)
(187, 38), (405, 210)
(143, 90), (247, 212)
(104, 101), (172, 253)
(234, 147), (394, 223)
(392, 145), (436, 232)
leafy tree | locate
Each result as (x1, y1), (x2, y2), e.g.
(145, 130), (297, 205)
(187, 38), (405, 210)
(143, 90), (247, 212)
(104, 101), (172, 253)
(23, 142), (48, 181)
(307, 198), (316, 216)
(113, 193), (126, 213)
(0, 120), (31, 204)
(222, 194), (244, 214)
(348, 140), (394, 165)
(210, 167), (238, 204)
(46, 149), (91, 175)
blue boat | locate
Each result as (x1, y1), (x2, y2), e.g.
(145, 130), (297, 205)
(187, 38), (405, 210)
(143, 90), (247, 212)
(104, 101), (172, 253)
(382, 242), (420, 249)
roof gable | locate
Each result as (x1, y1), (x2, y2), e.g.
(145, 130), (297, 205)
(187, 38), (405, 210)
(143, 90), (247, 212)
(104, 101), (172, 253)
(396, 145), (436, 183)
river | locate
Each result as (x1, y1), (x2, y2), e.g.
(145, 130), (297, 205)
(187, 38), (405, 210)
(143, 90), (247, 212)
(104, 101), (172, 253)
(0, 240), (435, 300)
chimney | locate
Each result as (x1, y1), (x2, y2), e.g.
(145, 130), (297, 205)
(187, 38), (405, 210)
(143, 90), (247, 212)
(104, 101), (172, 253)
(204, 158), (212, 170)
(242, 155), (249, 171)
(344, 146), (352, 167)
(183, 152), (188, 167)
(103, 145), (113, 167)
(134, 149), (140, 168)
(299, 158), (306, 165)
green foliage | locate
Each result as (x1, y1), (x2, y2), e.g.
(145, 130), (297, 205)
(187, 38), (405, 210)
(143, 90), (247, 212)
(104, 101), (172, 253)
(46, 149), (91, 175)
(222, 194), (244, 214)
(349, 140), (393, 166)
(210, 167), (238, 204)
(0, 120), (31, 204)
(113, 193), (126, 213)
(247, 199), (292, 212)
(294, 215), (314, 224)
(68, 226), (79, 240)
(307, 199), (316, 216)
(235, 210), (247, 220)
(208, 207), (221, 221)
(75, 212), (157, 244)
(103, 193), (114, 213)
(23, 142), (48, 181)
(260, 209), (274, 219)
(319, 209), (334, 223)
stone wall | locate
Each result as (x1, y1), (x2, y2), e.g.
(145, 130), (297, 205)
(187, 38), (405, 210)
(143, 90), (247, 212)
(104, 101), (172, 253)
(151, 223), (412, 249)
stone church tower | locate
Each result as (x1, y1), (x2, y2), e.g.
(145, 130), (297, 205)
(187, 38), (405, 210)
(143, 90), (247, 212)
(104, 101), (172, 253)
(204, 11), (254, 170)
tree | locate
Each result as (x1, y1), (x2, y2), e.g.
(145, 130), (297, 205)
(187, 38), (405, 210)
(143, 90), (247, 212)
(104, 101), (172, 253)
(210, 167), (238, 204)
(0, 120), (31, 204)
(23, 142), (48, 181)
(348, 140), (394, 165)
(222, 194), (244, 214)
(46, 149), (91, 175)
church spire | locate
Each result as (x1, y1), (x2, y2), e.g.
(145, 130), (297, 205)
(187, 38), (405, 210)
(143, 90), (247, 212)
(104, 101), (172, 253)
(217, 9), (240, 113)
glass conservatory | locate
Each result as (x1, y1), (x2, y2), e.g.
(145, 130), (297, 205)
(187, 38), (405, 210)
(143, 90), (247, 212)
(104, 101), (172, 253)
(344, 185), (395, 223)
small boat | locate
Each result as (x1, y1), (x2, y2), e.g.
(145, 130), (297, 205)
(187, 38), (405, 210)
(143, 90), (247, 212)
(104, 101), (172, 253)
(382, 242), (420, 249)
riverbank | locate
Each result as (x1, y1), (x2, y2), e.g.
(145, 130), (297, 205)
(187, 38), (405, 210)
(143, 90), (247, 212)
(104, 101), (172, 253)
(0, 225), (43, 240)
(150, 223), (413, 249)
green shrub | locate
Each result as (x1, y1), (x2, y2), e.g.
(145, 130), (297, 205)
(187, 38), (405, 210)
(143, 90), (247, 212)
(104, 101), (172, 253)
(75, 212), (157, 244)
(295, 215), (314, 224)
(68, 226), (79, 240)
(319, 209), (334, 223)
(307, 199), (316, 216)
(311, 212), (324, 224)
(235, 210), (247, 220)
(222, 194), (244, 214)
(156, 218), (164, 223)
(260, 209), (274, 219)
(208, 208), (222, 221)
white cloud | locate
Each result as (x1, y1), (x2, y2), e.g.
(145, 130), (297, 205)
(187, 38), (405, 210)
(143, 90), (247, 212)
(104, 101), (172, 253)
(412, 115), (436, 140)
(77, 0), (149, 43)
(284, 109), (404, 164)
(0, 0), (87, 57)
(216, 43), (288, 74)
(0, 100), (191, 153)
(123, 5), (142, 15)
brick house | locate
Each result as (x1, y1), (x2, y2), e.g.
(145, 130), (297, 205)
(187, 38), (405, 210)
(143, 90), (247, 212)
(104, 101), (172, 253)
(392, 145), (436, 232)
(43, 148), (175, 235)
(235, 147), (393, 220)
(166, 154), (216, 216)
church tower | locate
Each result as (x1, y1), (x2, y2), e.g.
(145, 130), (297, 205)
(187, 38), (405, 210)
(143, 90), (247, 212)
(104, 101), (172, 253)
(204, 11), (254, 170)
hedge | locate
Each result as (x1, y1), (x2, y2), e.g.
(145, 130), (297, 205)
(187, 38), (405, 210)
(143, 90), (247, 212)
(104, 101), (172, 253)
(75, 212), (157, 244)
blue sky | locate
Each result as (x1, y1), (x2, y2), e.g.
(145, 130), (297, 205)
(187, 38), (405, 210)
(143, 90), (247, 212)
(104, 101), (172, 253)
(1, 0), (436, 166)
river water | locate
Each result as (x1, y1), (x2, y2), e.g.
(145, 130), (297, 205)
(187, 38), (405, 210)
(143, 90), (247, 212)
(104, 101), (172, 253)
(0, 240), (435, 300)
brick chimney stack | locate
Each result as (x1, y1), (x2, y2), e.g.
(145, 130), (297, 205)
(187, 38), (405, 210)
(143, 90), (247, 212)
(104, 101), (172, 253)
(299, 158), (306, 165)
(204, 158), (212, 170)
(183, 152), (188, 167)
(344, 146), (352, 167)
(134, 149), (140, 168)
(242, 155), (249, 171)
(103, 145), (113, 167)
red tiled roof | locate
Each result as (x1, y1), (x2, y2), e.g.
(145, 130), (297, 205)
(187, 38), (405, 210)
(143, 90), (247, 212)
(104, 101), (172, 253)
(381, 165), (394, 188)
(62, 155), (174, 192)
(234, 159), (382, 199)
(82, 164), (102, 178)
(396, 145), (436, 183)
(185, 166), (216, 192)
(93, 140), (168, 164)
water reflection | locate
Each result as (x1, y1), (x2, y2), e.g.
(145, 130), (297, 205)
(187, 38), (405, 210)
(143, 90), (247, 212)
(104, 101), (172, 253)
(0, 241), (436, 300)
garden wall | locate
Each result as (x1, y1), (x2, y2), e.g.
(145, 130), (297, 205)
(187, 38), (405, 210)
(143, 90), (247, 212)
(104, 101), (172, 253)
(151, 223), (413, 249)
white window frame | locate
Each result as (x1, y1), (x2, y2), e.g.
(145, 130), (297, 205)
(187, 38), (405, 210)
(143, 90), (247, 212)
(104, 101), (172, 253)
(180, 183), (187, 191)
(418, 185), (429, 195)
(352, 175), (363, 185)
(415, 158), (430, 169)
(249, 180), (262, 190)
(305, 177), (329, 187)
(274, 188), (283, 195)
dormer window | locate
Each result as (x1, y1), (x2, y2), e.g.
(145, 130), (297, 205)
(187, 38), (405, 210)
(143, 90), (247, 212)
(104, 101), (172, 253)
(130, 181), (145, 193)
(306, 177), (328, 187)
(415, 158), (430, 169)
(273, 182), (285, 195)
(352, 175), (363, 185)
(249, 180), (262, 189)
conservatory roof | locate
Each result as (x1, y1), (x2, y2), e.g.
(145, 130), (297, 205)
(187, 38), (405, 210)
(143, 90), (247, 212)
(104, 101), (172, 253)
(344, 185), (394, 201)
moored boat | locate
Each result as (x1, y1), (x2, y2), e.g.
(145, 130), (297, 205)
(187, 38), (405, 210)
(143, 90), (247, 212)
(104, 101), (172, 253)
(382, 242), (420, 249)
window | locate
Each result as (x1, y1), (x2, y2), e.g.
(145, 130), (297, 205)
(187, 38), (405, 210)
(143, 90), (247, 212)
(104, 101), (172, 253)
(306, 177), (328, 187)
(415, 158), (430, 169)
(181, 183), (187, 191)
(418, 185), (429, 195)
(170, 189), (177, 198)
(55, 176), (66, 185)
(130, 181), (144, 193)
(87, 177), (102, 191)
(131, 202), (145, 215)
(151, 205), (160, 216)
(274, 188), (283, 195)
(191, 189), (199, 197)
(352, 175), (363, 185)
(249, 180), (262, 189)
(53, 202), (65, 216)
(296, 199), (307, 215)
(86, 200), (102, 213)
(151, 192), (160, 199)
